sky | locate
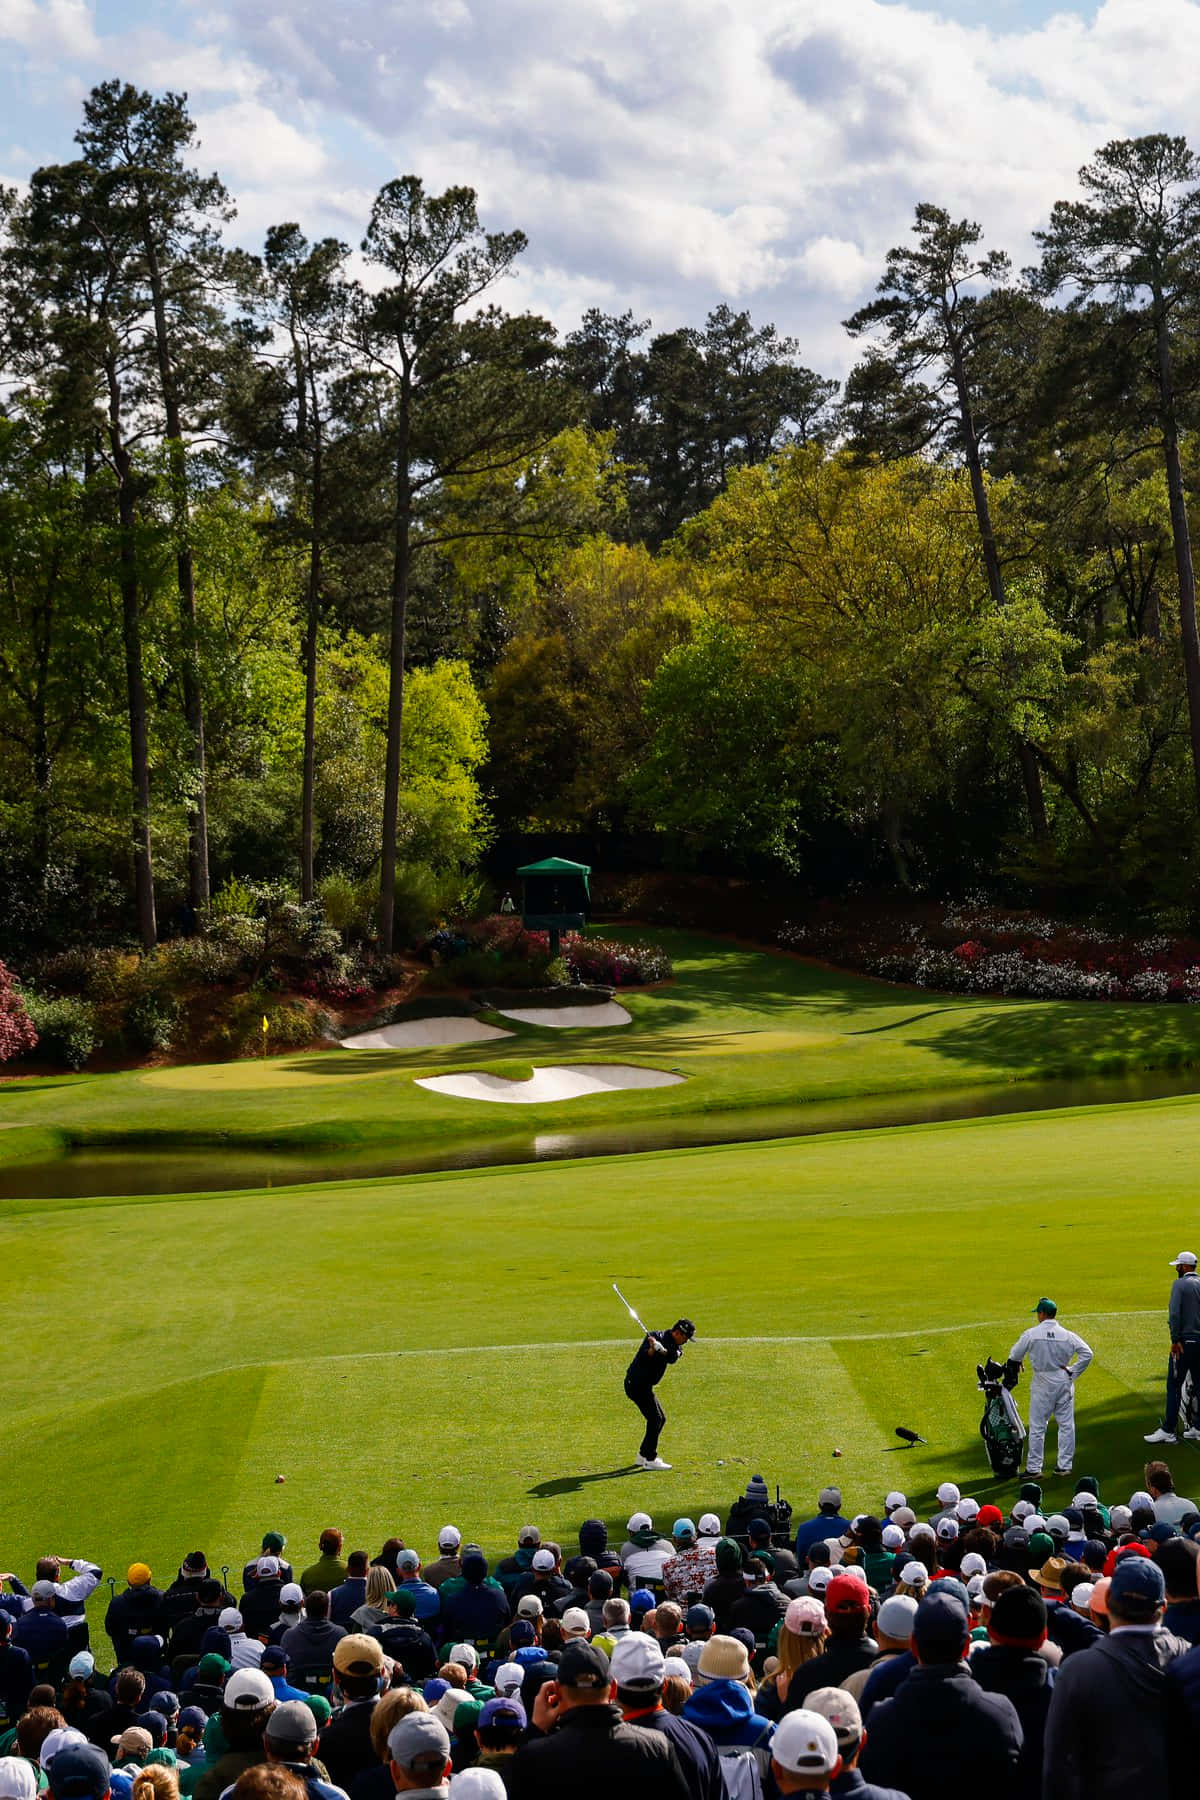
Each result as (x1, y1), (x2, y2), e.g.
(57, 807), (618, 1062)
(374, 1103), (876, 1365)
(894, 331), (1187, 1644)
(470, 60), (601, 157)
(3, 0), (1200, 376)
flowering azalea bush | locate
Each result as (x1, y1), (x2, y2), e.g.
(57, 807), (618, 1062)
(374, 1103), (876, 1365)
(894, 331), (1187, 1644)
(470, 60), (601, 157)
(780, 901), (1200, 1004)
(565, 937), (673, 987)
(424, 915), (672, 989)
(0, 960), (37, 1061)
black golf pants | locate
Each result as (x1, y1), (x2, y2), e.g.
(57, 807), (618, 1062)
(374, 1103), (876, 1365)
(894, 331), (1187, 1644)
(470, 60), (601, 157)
(625, 1377), (664, 1458)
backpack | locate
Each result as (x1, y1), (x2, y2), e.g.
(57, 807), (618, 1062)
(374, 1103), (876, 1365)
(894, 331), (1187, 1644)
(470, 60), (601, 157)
(715, 1742), (770, 1800)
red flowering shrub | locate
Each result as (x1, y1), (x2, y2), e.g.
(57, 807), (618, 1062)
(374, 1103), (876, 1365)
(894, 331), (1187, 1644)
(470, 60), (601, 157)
(0, 961), (37, 1061)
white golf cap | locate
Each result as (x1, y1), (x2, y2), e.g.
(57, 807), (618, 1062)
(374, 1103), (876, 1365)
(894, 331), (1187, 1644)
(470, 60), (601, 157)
(959, 1553), (987, 1579)
(627, 1512), (653, 1533)
(955, 1498), (980, 1522)
(1046, 1515), (1070, 1536)
(449, 1643), (477, 1668)
(966, 1575), (986, 1602)
(881, 1524), (905, 1550)
(493, 1663), (524, 1696)
(936, 1482), (960, 1505)
(807, 1566), (833, 1594)
(1012, 1501), (1034, 1522)
(438, 1525), (462, 1550)
(1070, 1582), (1095, 1611)
(935, 1518), (959, 1542)
(1023, 1515), (1047, 1535)
(899, 1561), (929, 1587)
(884, 1491), (906, 1512)
(1170, 1251), (1198, 1267)
(698, 1514), (722, 1536)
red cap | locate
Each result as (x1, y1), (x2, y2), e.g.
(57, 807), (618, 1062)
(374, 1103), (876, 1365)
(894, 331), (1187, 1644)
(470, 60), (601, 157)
(1102, 1542), (1151, 1579)
(824, 1574), (871, 1614)
(976, 1506), (1004, 1529)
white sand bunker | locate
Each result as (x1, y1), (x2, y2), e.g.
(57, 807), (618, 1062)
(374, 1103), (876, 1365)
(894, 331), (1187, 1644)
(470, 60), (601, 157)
(416, 1063), (684, 1104)
(341, 1018), (514, 1051)
(495, 1000), (632, 1029)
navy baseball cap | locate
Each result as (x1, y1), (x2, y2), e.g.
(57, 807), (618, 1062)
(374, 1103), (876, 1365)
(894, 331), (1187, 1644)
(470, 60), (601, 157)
(47, 1746), (110, 1800)
(557, 1640), (610, 1690)
(260, 1646), (287, 1671)
(686, 1604), (715, 1631)
(1110, 1556), (1166, 1607)
(509, 1619), (536, 1647)
(912, 1591), (969, 1652)
(673, 1319), (696, 1338)
(178, 1708), (207, 1732)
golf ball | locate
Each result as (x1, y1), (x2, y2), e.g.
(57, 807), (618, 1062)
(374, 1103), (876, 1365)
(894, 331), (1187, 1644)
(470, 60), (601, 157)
(832, 1448), (842, 1457)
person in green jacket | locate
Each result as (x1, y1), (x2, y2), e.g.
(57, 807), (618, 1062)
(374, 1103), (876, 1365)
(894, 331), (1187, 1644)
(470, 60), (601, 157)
(299, 1533), (346, 1597)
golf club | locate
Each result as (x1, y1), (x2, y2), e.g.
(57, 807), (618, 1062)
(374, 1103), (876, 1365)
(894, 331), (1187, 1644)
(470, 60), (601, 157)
(612, 1281), (651, 1337)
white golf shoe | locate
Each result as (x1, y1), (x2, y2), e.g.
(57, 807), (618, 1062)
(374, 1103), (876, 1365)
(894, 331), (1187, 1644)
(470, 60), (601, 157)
(1183, 1428), (1200, 1442)
(638, 1455), (672, 1470)
(1144, 1428), (1178, 1443)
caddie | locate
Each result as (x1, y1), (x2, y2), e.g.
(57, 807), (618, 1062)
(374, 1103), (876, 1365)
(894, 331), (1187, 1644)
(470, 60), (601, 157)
(1007, 1297), (1092, 1479)
(1145, 1249), (1200, 1445)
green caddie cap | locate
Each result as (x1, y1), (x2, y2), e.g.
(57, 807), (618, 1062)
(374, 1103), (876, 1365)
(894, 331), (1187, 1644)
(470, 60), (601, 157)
(1034, 1297), (1057, 1315)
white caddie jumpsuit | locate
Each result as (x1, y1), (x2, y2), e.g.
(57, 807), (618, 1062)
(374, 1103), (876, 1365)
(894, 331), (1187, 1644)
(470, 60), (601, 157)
(1007, 1316), (1094, 1473)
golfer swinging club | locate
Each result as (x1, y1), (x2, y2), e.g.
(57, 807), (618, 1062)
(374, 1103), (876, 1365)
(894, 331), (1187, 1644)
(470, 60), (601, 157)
(1007, 1296), (1093, 1479)
(623, 1312), (696, 1471)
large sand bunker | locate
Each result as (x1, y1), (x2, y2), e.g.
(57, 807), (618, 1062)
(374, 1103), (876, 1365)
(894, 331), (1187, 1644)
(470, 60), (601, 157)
(415, 1063), (684, 1104)
(341, 1018), (514, 1051)
(494, 1000), (632, 1029)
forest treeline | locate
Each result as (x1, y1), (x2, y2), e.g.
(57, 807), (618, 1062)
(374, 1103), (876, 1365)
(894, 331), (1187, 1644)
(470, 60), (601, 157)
(4, 84), (1200, 953)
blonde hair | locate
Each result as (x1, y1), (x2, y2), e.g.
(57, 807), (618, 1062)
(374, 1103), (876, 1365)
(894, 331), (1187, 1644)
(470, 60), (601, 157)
(364, 1565), (393, 1609)
(369, 1689), (427, 1761)
(774, 1623), (827, 1678)
(132, 1770), (178, 1800)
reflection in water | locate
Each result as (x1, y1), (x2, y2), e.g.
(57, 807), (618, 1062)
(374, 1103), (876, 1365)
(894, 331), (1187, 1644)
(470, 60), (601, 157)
(1, 1063), (1198, 1200)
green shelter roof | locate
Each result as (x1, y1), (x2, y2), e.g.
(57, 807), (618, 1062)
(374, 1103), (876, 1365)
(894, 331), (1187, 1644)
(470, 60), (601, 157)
(516, 857), (592, 876)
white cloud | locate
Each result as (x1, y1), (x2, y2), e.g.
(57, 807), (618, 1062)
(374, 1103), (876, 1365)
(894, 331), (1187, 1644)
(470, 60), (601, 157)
(11, 0), (1200, 374)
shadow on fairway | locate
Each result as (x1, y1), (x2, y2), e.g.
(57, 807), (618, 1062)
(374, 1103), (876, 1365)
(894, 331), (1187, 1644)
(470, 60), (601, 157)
(527, 1465), (643, 1496)
(914, 1001), (1200, 1080)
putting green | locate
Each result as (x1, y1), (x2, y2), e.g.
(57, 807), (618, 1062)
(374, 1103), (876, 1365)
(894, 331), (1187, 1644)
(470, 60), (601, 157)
(5, 1090), (1194, 1634)
(4, 929), (1200, 1172)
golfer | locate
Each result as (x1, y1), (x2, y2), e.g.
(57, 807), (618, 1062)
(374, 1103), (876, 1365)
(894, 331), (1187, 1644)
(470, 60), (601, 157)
(624, 1318), (695, 1471)
(1007, 1296), (1092, 1479)
(1145, 1249), (1200, 1445)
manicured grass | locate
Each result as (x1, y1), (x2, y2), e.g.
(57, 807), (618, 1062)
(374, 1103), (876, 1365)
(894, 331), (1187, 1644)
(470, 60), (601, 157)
(4, 929), (1200, 1172)
(4, 1090), (1194, 1636)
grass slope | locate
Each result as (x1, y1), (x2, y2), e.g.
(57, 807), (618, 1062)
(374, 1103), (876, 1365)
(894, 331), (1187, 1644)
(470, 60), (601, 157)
(4, 929), (1200, 1171)
(5, 1091), (1195, 1628)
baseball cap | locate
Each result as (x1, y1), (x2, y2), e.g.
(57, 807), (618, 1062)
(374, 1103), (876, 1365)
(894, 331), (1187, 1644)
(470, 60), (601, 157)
(1170, 1251), (1198, 1267)
(127, 1565), (152, 1588)
(560, 1608), (590, 1638)
(936, 1482), (960, 1505)
(256, 1556), (280, 1578)
(260, 1646), (287, 1672)
(223, 1669), (275, 1710)
(663, 1656), (693, 1684)
(959, 1552), (987, 1580)
(884, 1491), (906, 1511)
(266, 1701), (318, 1747)
(784, 1597), (827, 1638)
(673, 1518), (697, 1540)
(818, 1486), (842, 1507)
(196, 1653), (230, 1681)
(40, 1732), (87, 1768)
(178, 1709), (207, 1734)
(218, 1608), (243, 1631)
(898, 1561), (930, 1589)
(111, 1727), (152, 1758)
(333, 1634), (385, 1675)
(698, 1513), (722, 1535)
(1046, 1514), (1070, 1538)
(1070, 1582), (1095, 1612)
(449, 1644), (478, 1670)
(1109, 1556), (1166, 1607)
(438, 1526), (462, 1551)
(912, 1590), (968, 1652)
(531, 1549), (556, 1573)
(977, 1505), (1004, 1529)
(686, 1603), (715, 1631)
(877, 1594), (919, 1640)
(771, 1710), (839, 1777)
(1034, 1297), (1057, 1315)
(673, 1318), (696, 1338)
(516, 1595), (544, 1619)
(492, 1664), (524, 1697)
(387, 1713), (450, 1772)
(1110, 1505), (1133, 1531)
(32, 1580), (57, 1601)
(630, 1587), (656, 1612)
(509, 1621), (536, 1648)
(0, 1759), (38, 1800)
(609, 1634), (665, 1688)
(262, 1532), (286, 1553)
(68, 1653), (95, 1680)
(45, 1747), (110, 1800)
(955, 1498), (980, 1522)
(396, 1549), (420, 1572)
(478, 1695), (526, 1731)
(557, 1640), (611, 1690)
(881, 1524), (905, 1550)
(626, 1512), (653, 1533)
(935, 1518), (959, 1543)
(823, 1574), (869, 1615)
(280, 1583), (303, 1607)
(1130, 1489), (1156, 1513)
(517, 1525), (541, 1547)
(805, 1685), (862, 1750)
(807, 1566), (834, 1595)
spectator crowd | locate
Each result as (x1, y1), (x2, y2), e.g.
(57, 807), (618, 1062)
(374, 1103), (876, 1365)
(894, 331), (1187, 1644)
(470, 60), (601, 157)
(4, 1464), (1200, 1800)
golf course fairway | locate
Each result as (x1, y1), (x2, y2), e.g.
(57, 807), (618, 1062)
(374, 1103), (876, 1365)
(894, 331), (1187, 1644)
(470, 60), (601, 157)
(5, 1085), (1196, 1628)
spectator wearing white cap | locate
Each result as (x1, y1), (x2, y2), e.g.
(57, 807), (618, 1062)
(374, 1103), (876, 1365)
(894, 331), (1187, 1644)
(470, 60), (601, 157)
(804, 1687), (907, 1800)
(1147, 1250), (1200, 1445)
(510, 1639), (691, 1800)
(618, 1516), (675, 1588)
(769, 1709), (841, 1796)
(839, 1596), (917, 1709)
(510, 1551), (570, 1614)
(423, 1534), (463, 1594)
(219, 1608), (265, 1672)
(930, 1484), (960, 1527)
(0, 1759), (36, 1800)
(240, 1559), (289, 1639)
(609, 1634), (722, 1800)
(194, 1668), (277, 1800)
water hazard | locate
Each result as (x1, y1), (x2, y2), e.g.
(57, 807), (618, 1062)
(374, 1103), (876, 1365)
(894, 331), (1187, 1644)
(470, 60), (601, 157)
(2, 1063), (1198, 1199)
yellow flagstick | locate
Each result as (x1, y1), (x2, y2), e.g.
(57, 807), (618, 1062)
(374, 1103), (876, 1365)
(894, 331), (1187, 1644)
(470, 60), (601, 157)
(261, 1014), (269, 1061)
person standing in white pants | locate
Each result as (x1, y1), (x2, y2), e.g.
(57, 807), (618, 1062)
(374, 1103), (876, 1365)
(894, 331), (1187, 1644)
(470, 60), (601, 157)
(1007, 1297), (1093, 1478)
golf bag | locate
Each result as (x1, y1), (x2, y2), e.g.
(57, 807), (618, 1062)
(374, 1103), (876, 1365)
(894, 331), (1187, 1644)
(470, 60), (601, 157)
(977, 1355), (1027, 1479)
(1181, 1363), (1198, 1432)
